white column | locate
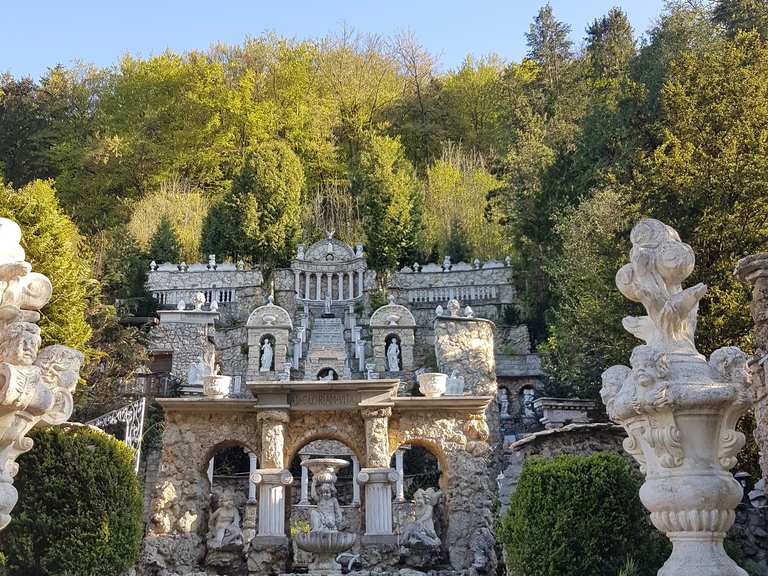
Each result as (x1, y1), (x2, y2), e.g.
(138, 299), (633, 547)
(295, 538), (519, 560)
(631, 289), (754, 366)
(338, 273), (344, 301)
(395, 449), (405, 502)
(207, 457), (214, 488)
(352, 456), (361, 505)
(294, 270), (301, 299)
(316, 273), (321, 300)
(252, 469), (293, 536)
(292, 339), (301, 369)
(248, 452), (258, 502)
(348, 272), (354, 300)
(305, 272), (310, 301)
(299, 455), (310, 505)
(358, 468), (399, 536)
(326, 273), (332, 301)
(357, 269), (364, 298)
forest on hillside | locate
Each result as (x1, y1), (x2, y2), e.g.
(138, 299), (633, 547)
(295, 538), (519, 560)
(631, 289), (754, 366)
(2, 0), (768, 411)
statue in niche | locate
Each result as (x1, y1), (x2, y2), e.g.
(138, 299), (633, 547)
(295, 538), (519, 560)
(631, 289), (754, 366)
(310, 476), (342, 533)
(324, 292), (332, 315)
(260, 340), (273, 372)
(207, 491), (243, 549)
(386, 339), (401, 372)
(521, 388), (536, 418)
(319, 368), (336, 381)
(399, 488), (442, 547)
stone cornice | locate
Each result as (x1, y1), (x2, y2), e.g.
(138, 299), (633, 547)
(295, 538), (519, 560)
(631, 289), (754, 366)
(391, 396), (493, 412)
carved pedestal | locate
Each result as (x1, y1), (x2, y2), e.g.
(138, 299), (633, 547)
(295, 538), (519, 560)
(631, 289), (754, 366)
(251, 468), (292, 538)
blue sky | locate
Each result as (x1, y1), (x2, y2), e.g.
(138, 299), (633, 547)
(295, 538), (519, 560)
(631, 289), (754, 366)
(3, 1), (667, 79)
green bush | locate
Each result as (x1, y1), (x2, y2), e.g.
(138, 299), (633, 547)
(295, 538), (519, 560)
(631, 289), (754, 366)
(499, 452), (669, 576)
(0, 426), (143, 576)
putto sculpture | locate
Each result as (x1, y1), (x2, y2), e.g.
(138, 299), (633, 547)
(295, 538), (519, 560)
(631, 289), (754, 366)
(399, 487), (442, 547)
(0, 218), (84, 530)
(207, 491), (243, 549)
(601, 219), (752, 576)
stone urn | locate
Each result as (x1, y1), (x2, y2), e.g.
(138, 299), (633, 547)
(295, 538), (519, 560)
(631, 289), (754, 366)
(417, 372), (447, 397)
(294, 458), (356, 574)
(601, 219), (752, 576)
(203, 375), (231, 397)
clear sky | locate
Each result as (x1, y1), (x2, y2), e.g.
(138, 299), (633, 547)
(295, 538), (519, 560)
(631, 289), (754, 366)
(3, 1), (667, 79)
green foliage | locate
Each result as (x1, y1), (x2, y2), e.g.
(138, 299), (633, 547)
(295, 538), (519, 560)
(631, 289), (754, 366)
(148, 216), (182, 263)
(0, 426), (143, 576)
(499, 453), (668, 576)
(713, 0), (768, 39)
(0, 180), (93, 355)
(202, 140), (304, 266)
(356, 133), (419, 272)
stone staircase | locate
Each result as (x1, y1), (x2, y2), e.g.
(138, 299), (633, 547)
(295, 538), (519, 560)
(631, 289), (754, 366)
(303, 317), (349, 379)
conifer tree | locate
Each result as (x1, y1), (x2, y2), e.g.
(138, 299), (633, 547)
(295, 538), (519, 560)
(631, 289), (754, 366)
(148, 216), (181, 263)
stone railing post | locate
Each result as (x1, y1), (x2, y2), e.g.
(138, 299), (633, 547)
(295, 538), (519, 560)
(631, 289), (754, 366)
(601, 219), (751, 576)
(0, 218), (84, 530)
(359, 407), (397, 545)
(735, 253), (768, 489)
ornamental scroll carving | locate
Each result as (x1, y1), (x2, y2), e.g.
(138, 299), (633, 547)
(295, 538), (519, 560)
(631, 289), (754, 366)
(0, 218), (84, 530)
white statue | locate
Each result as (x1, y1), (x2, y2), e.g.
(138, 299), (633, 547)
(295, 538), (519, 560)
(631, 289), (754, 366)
(399, 488), (442, 547)
(496, 388), (509, 416)
(0, 218), (84, 530)
(386, 340), (401, 372)
(447, 299), (461, 317)
(260, 340), (273, 372)
(310, 476), (343, 533)
(192, 291), (206, 311)
(435, 305), (444, 316)
(324, 292), (332, 315)
(208, 254), (217, 270)
(150, 260), (158, 271)
(176, 300), (186, 311)
(521, 387), (536, 418)
(296, 244), (305, 259)
(600, 219), (753, 576)
(464, 306), (474, 318)
(207, 492), (243, 549)
(442, 256), (451, 271)
(210, 300), (219, 312)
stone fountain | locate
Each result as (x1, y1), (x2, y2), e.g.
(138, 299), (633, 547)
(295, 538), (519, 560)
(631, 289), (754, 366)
(294, 458), (356, 575)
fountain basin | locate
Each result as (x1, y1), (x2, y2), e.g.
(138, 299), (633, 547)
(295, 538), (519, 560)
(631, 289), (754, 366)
(294, 531), (356, 555)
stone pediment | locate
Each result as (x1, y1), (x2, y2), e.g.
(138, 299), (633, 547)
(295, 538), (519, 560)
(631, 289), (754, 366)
(370, 303), (416, 328)
(247, 299), (293, 329)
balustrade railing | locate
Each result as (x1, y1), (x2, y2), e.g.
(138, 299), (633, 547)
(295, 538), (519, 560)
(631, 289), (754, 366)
(404, 284), (498, 304)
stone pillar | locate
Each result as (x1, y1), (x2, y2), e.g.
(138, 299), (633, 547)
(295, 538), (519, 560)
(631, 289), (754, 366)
(248, 452), (258, 503)
(735, 253), (768, 488)
(305, 272), (310, 301)
(360, 407), (397, 544)
(352, 455), (361, 505)
(326, 272), (332, 301)
(395, 449), (405, 502)
(357, 270), (364, 298)
(292, 338), (301, 370)
(299, 454), (310, 505)
(251, 410), (291, 539)
(348, 272), (354, 301)
(207, 457), (214, 488)
(294, 270), (301, 299)
(338, 272), (344, 301)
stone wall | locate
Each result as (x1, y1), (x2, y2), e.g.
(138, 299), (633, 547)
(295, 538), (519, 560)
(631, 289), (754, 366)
(149, 322), (213, 381)
(728, 506), (768, 576)
(213, 327), (248, 392)
(497, 423), (627, 514)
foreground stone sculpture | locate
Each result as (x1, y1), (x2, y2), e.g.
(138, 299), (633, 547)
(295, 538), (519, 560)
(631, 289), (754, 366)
(0, 218), (84, 530)
(601, 219), (751, 576)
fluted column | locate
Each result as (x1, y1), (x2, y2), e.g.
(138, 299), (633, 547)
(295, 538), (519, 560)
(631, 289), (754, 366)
(305, 272), (310, 301)
(252, 410), (292, 539)
(338, 272), (344, 301)
(248, 452), (258, 502)
(299, 454), (310, 505)
(348, 272), (354, 300)
(395, 449), (405, 502)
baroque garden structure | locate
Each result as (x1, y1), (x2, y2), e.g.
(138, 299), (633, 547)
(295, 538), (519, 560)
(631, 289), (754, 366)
(0, 218), (761, 576)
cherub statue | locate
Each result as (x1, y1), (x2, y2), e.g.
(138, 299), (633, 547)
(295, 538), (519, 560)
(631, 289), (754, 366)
(399, 488), (442, 547)
(310, 477), (342, 533)
(207, 492), (243, 549)
(629, 345), (672, 411)
(600, 364), (631, 420)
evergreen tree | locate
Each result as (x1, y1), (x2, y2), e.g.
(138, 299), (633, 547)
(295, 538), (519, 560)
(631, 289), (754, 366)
(525, 4), (573, 101)
(713, 0), (768, 39)
(356, 133), (419, 272)
(586, 8), (636, 79)
(0, 179), (93, 354)
(148, 216), (181, 263)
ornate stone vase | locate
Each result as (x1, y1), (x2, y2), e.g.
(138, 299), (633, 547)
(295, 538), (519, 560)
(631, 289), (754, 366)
(601, 219), (751, 576)
(417, 372), (447, 397)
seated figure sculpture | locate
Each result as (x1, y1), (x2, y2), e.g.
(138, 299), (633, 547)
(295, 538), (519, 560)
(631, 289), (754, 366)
(399, 488), (442, 547)
(310, 476), (342, 532)
(207, 492), (243, 549)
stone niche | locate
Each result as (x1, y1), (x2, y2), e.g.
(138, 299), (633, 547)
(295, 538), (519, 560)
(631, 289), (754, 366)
(370, 300), (416, 373)
(246, 298), (293, 381)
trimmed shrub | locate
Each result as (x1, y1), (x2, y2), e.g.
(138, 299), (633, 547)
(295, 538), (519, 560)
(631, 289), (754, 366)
(0, 425), (143, 576)
(499, 452), (668, 576)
